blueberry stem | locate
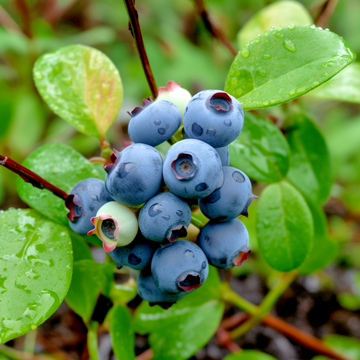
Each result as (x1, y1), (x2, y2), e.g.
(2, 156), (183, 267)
(0, 154), (68, 200)
(123, 0), (158, 98)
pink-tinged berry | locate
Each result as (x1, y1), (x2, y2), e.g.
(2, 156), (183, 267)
(156, 81), (192, 115)
(88, 201), (138, 252)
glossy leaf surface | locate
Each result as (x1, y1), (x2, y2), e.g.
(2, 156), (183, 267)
(229, 112), (290, 182)
(17, 143), (100, 226)
(310, 62), (360, 104)
(238, 1), (312, 48)
(256, 181), (313, 272)
(0, 209), (72, 344)
(109, 305), (135, 360)
(285, 114), (332, 204)
(225, 26), (355, 110)
(34, 45), (123, 138)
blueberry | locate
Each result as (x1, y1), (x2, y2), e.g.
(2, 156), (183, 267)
(215, 146), (230, 166)
(65, 178), (113, 235)
(137, 268), (185, 308)
(109, 234), (159, 270)
(88, 201), (138, 252)
(183, 90), (244, 147)
(127, 97), (182, 146)
(151, 240), (209, 294)
(163, 139), (223, 199)
(139, 192), (191, 242)
(199, 166), (257, 222)
(198, 219), (250, 269)
(104, 144), (163, 206)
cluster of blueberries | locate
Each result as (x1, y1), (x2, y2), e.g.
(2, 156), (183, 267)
(65, 87), (256, 308)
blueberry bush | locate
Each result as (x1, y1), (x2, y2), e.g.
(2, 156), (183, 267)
(1, 0), (360, 359)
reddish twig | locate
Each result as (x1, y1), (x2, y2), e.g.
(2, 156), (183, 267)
(0, 5), (22, 34)
(136, 348), (153, 360)
(315, 0), (339, 28)
(0, 155), (67, 200)
(220, 312), (251, 330)
(193, 0), (237, 57)
(123, 0), (158, 98)
(14, 0), (32, 38)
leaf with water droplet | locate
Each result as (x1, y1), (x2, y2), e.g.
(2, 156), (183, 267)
(256, 181), (313, 272)
(109, 305), (135, 360)
(226, 25), (356, 110)
(284, 114), (332, 204)
(0, 209), (72, 344)
(33, 45), (123, 139)
(17, 143), (100, 226)
(309, 62), (360, 104)
(229, 112), (290, 183)
(237, 1), (312, 48)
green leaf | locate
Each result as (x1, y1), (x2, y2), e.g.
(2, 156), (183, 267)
(225, 25), (356, 110)
(285, 114), (332, 204)
(88, 321), (100, 360)
(256, 181), (313, 272)
(109, 282), (138, 305)
(238, 1), (312, 48)
(33, 45), (123, 138)
(17, 143), (100, 226)
(224, 350), (278, 360)
(310, 62), (360, 104)
(109, 305), (135, 360)
(0, 209), (72, 344)
(298, 201), (338, 274)
(65, 260), (113, 322)
(312, 335), (360, 360)
(337, 293), (360, 311)
(229, 112), (290, 182)
(69, 231), (93, 262)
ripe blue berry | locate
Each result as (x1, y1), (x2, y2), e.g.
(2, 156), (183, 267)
(198, 219), (250, 269)
(183, 90), (244, 147)
(104, 144), (163, 206)
(109, 234), (158, 270)
(128, 97), (182, 146)
(139, 192), (191, 242)
(151, 240), (209, 294)
(199, 166), (257, 222)
(137, 269), (185, 308)
(215, 146), (230, 166)
(163, 139), (223, 199)
(65, 178), (113, 235)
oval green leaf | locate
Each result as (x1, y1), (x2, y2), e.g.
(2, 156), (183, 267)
(285, 114), (332, 204)
(298, 201), (339, 275)
(65, 260), (113, 322)
(310, 62), (360, 104)
(313, 335), (360, 360)
(109, 305), (135, 360)
(224, 350), (278, 360)
(238, 1), (312, 48)
(0, 209), (72, 344)
(17, 143), (100, 226)
(256, 181), (313, 272)
(225, 25), (356, 110)
(33, 44), (123, 138)
(229, 112), (290, 182)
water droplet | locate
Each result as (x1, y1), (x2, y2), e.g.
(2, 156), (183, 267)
(288, 24), (296, 30)
(255, 39), (259, 43)
(276, 32), (284, 38)
(270, 26), (275, 31)
(154, 119), (161, 125)
(289, 90), (296, 96)
(270, 99), (276, 104)
(297, 87), (306, 93)
(262, 54), (271, 60)
(318, 27), (323, 30)
(264, 32), (269, 37)
(311, 81), (319, 87)
(235, 89), (243, 96)
(325, 28), (330, 31)
(231, 77), (237, 85)
(310, 24), (316, 29)
(34, 73), (43, 80)
(283, 39), (296, 53)
(262, 100), (269, 106)
(241, 49), (250, 58)
(31, 325), (37, 330)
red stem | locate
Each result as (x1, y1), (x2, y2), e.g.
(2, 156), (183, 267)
(0, 155), (68, 201)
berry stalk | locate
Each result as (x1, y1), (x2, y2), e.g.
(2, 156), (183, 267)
(0, 155), (68, 200)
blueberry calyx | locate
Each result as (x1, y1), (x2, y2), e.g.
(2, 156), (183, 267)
(171, 153), (197, 180)
(207, 92), (233, 112)
(88, 214), (119, 252)
(233, 245), (251, 267)
(65, 194), (81, 222)
(158, 80), (181, 94)
(127, 97), (153, 117)
(177, 271), (201, 292)
(168, 224), (188, 242)
(103, 149), (120, 173)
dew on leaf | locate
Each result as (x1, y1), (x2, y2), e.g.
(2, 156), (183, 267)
(241, 49), (250, 58)
(283, 39), (296, 53)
